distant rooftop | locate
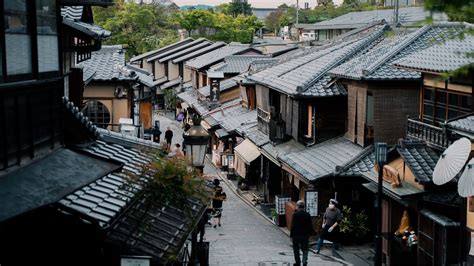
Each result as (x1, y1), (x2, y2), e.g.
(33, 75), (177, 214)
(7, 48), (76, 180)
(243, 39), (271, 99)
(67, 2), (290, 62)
(296, 7), (446, 30)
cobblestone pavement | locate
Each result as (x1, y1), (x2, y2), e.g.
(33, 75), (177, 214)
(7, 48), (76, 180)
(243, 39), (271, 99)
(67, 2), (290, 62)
(203, 162), (350, 266)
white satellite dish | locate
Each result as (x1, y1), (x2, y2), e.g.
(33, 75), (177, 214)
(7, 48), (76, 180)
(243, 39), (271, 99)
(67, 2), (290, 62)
(433, 137), (471, 185)
(458, 158), (474, 197)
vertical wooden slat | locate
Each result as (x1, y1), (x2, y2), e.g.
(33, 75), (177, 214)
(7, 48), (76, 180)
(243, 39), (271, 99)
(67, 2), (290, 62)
(14, 95), (21, 164)
(347, 84), (356, 142)
(0, 95), (7, 168)
(357, 86), (367, 146)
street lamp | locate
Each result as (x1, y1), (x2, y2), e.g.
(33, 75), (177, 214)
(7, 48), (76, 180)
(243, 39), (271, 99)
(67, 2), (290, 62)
(183, 115), (210, 172)
(374, 142), (387, 266)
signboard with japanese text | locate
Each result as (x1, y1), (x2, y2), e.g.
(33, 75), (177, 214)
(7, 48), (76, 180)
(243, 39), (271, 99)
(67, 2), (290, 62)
(209, 78), (220, 108)
(305, 190), (318, 216)
(121, 256), (151, 266)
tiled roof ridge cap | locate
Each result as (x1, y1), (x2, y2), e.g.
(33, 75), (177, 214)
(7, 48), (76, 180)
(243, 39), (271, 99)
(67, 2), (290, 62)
(335, 144), (374, 174)
(298, 26), (388, 92)
(62, 96), (100, 138)
(362, 25), (431, 77)
(126, 64), (152, 76)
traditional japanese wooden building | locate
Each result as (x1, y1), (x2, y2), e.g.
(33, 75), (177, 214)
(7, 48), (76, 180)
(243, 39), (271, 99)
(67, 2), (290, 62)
(0, 1), (207, 265)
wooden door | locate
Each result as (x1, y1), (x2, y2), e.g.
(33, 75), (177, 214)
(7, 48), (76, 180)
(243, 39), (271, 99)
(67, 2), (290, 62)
(139, 101), (152, 129)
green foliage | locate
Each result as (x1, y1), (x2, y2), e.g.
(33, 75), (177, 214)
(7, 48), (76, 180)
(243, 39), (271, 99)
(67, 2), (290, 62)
(93, 2), (178, 59)
(227, 2), (252, 17)
(123, 153), (210, 216)
(338, 206), (353, 234)
(338, 206), (370, 240)
(424, 0), (474, 23)
(173, 9), (261, 43)
(265, 10), (286, 34)
(423, 0), (473, 79)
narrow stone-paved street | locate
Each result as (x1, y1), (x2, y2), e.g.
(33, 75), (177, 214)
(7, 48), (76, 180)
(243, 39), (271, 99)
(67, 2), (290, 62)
(203, 162), (349, 266)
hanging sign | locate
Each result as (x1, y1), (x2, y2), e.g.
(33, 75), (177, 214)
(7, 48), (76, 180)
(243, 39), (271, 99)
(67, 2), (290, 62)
(305, 190), (319, 217)
(121, 256), (151, 266)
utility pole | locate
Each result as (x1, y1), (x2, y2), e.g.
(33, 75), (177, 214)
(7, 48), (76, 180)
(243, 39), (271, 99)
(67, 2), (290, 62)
(296, 0), (299, 25)
(394, 0), (400, 24)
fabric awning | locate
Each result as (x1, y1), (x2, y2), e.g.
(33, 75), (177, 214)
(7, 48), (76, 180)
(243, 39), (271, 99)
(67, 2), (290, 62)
(0, 148), (121, 222)
(234, 139), (260, 165)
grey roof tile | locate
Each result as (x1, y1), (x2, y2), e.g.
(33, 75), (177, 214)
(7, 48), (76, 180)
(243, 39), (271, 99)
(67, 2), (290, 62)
(160, 77), (182, 90)
(221, 109), (257, 134)
(447, 115), (474, 136)
(393, 33), (474, 73)
(62, 18), (111, 39)
(130, 38), (194, 63)
(397, 139), (440, 183)
(146, 38), (209, 63)
(79, 45), (137, 82)
(306, 7), (446, 30)
(186, 44), (258, 70)
(198, 78), (239, 97)
(172, 42), (227, 64)
(61, 6), (83, 20)
(125, 64), (155, 87)
(261, 139), (305, 165)
(249, 26), (386, 97)
(280, 136), (364, 182)
(244, 127), (270, 147)
(210, 55), (269, 74)
(330, 23), (466, 80)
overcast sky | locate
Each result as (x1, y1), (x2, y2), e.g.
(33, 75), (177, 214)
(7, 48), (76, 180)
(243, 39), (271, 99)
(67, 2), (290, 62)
(173, 0), (344, 8)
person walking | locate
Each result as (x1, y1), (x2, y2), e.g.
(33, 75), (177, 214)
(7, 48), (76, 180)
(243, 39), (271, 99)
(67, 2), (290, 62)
(211, 180), (226, 228)
(164, 126), (173, 152)
(291, 200), (313, 266)
(316, 199), (343, 254)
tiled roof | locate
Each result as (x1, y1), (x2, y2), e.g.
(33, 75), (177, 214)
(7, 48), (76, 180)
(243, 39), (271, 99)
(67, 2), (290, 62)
(397, 140), (440, 183)
(308, 7), (445, 30)
(61, 6), (83, 20)
(221, 109), (258, 134)
(195, 98), (242, 117)
(62, 18), (111, 39)
(198, 78), (239, 97)
(0, 147), (121, 222)
(63, 97), (100, 138)
(146, 38), (209, 63)
(186, 44), (258, 70)
(58, 138), (205, 263)
(172, 42), (227, 64)
(339, 147), (376, 178)
(299, 76), (347, 97)
(79, 45), (137, 82)
(177, 89), (200, 107)
(130, 38), (194, 63)
(248, 26), (385, 96)
(157, 40), (212, 63)
(261, 139), (305, 166)
(393, 32), (474, 73)
(58, 140), (152, 226)
(330, 23), (466, 80)
(125, 64), (155, 87)
(160, 77), (182, 90)
(447, 115), (474, 136)
(244, 127), (270, 147)
(280, 136), (364, 182)
(107, 196), (204, 263)
(204, 104), (248, 128)
(210, 55), (269, 74)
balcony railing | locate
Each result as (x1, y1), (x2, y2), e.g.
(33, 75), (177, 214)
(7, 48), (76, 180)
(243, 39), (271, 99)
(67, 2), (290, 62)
(406, 118), (450, 150)
(257, 107), (270, 122)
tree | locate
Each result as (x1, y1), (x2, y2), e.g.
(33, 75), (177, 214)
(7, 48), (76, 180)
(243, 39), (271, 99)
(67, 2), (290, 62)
(93, 2), (178, 59)
(265, 10), (286, 35)
(317, 0), (334, 7)
(172, 9), (215, 37)
(424, 0), (474, 23)
(228, 2), (252, 17)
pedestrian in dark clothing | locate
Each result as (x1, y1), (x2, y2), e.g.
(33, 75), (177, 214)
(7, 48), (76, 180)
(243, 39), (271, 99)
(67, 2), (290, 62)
(316, 199), (343, 254)
(164, 127), (173, 152)
(211, 185), (226, 228)
(291, 200), (313, 266)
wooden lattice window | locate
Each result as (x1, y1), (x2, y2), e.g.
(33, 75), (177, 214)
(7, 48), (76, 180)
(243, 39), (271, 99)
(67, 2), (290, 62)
(82, 101), (110, 128)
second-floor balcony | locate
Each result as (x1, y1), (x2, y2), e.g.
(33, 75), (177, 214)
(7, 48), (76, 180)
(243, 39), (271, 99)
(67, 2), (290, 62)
(406, 117), (451, 150)
(257, 107), (286, 143)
